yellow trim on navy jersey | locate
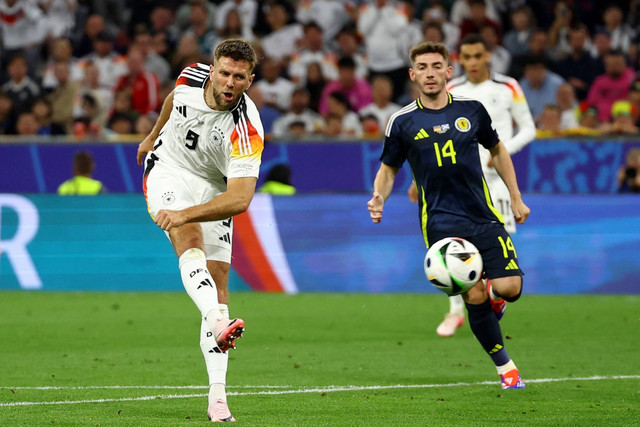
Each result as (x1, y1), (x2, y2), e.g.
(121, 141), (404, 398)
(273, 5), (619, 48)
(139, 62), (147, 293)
(416, 94), (452, 109)
(482, 177), (504, 224)
(420, 185), (429, 247)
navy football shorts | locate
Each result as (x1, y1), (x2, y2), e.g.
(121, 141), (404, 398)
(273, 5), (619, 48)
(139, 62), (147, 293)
(429, 223), (524, 280)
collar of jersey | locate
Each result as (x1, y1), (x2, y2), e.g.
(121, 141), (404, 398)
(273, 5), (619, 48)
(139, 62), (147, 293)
(416, 92), (453, 110)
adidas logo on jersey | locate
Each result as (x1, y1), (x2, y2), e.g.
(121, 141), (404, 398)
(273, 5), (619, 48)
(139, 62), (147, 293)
(414, 128), (429, 140)
(505, 259), (519, 270)
(175, 105), (187, 117)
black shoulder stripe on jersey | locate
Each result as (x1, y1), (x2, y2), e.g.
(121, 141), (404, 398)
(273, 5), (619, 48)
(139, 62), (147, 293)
(193, 63), (210, 73)
(183, 68), (208, 80)
(491, 72), (515, 85)
(231, 95), (247, 125)
(177, 63), (210, 88)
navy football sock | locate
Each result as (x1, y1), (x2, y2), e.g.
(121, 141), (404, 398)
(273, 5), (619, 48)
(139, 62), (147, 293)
(466, 299), (510, 366)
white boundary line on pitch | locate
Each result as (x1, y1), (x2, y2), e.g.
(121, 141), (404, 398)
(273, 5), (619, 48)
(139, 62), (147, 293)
(1, 385), (292, 391)
(1, 375), (639, 407)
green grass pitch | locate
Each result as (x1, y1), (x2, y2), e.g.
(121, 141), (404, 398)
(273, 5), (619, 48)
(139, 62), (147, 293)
(1, 291), (639, 426)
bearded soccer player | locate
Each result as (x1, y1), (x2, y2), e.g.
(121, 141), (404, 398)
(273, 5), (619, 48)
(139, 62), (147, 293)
(368, 41), (530, 389)
(137, 39), (263, 422)
(414, 33), (536, 337)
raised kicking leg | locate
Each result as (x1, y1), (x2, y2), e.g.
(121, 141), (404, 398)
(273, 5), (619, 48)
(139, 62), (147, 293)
(171, 224), (244, 352)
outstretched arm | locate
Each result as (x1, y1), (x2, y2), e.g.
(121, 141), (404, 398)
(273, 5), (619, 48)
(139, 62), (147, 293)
(154, 176), (257, 231)
(489, 141), (530, 224)
(367, 163), (399, 224)
(137, 89), (175, 166)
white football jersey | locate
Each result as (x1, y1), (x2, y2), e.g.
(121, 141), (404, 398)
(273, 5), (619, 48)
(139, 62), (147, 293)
(447, 72), (535, 233)
(151, 63), (264, 187)
(447, 72), (536, 174)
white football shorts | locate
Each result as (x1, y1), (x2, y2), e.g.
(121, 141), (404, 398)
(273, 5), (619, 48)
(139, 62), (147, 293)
(144, 161), (233, 263)
(485, 171), (516, 234)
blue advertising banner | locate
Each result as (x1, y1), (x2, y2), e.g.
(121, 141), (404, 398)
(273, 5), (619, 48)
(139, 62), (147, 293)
(1, 139), (639, 194)
(525, 140), (628, 193)
(1, 193), (638, 294)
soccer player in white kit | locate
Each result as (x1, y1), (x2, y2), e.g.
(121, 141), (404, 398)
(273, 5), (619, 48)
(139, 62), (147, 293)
(136, 39), (263, 422)
(409, 34), (535, 337)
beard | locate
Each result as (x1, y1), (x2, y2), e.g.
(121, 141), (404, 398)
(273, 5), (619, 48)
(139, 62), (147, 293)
(212, 86), (241, 109)
(421, 80), (445, 99)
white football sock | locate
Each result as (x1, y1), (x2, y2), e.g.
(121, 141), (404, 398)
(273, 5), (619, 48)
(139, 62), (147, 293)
(218, 303), (229, 319)
(496, 359), (517, 375)
(179, 248), (221, 328)
(449, 294), (465, 316)
(201, 305), (231, 404)
(209, 384), (227, 404)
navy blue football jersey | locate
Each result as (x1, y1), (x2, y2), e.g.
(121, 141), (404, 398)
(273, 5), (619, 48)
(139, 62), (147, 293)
(380, 94), (504, 247)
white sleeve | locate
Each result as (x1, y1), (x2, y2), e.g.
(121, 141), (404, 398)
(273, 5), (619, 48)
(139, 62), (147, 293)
(271, 115), (289, 138)
(214, 3), (232, 30)
(295, 1), (312, 23)
(228, 99), (264, 179)
(287, 55), (305, 83)
(382, 6), (409, 36)
(505, 83), (536, 155)
(357, 5), (378, 36)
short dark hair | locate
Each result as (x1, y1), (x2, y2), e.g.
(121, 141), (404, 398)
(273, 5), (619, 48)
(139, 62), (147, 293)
(8, 54), (27, 67)
(82, 93), (98, 108)
(303, 21), (322, 33)
(568, 23), (588, 33)
(422, 22), (445, 40)
(328, 91), (351, 110)
(292, 86), (310, 97)
(337, 23), (357, 38)
(543, 104), (562, 115)
(410, 41), (449, 65)
(337, 56), (356, 69)
(95, 31), (114, 42)
(213, 39), (258, 73)
(108, 112), (134, 129)
(605, 48), (625, 59)
(73, 151), (95, 175)
(522, 54), (548, 69)
(266, 164), (292, 185)
(459, 33), (488, 50)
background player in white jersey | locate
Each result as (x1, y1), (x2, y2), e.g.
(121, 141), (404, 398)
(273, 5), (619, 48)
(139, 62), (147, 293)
(408, 34), (536, 337)
(136, 39), (262, 423)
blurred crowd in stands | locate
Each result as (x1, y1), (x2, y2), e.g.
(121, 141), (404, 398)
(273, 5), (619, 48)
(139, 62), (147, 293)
(2, 0), (640, 141)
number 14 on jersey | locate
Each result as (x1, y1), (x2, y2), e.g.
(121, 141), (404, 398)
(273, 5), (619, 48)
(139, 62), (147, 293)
(433, 139), (457, 166)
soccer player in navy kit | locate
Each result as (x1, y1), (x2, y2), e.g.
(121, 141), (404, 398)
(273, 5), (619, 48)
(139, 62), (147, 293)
(367, 41), (530, 389)
(418, 34), (536, 338)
